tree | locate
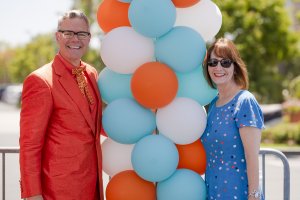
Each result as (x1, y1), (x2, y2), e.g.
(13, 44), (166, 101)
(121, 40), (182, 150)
(8, 34), (56, 83)
(1, 1), (107, 83)
(73, 0), (101, 25)
(214, 0), (299, 103)
(83, 46), (105, 72)
(0, 48), (14, 83)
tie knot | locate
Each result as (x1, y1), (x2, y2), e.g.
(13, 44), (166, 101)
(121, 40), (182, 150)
(72, 66), (86, 76)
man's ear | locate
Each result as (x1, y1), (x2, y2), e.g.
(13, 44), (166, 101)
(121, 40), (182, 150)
(55, 32), (60, 42)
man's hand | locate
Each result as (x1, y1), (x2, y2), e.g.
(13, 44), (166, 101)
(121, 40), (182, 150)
(26, 195), (43, 200)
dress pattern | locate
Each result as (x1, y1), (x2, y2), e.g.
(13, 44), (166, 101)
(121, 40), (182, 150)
(201, 90), (264, 200)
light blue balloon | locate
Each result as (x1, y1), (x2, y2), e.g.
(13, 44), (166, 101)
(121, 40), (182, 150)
(157, 169), (207, 200)
(98, 67), (133, 104)
(176, 67), (218, 106)
(128, 0), (176, 38)
(155, 26), (206, 73)
(103, 98), (156, 144)
(131, 134), (179, 182)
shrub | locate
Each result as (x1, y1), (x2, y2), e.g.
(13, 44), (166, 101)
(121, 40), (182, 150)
(289, 76), (300, 99)
(262, 121), (300, 145)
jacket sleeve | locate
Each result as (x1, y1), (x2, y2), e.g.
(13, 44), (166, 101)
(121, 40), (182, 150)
(19, 73), (53, 198)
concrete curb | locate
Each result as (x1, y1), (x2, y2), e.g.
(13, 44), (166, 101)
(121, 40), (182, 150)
(281, 150), (300, 156)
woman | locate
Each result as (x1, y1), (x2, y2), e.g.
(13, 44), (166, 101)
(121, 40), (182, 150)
(201, 38), (264, 199)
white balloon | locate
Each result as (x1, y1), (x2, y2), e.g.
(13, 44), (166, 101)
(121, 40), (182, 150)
(102, 137), (134, 177)
(156, 97), (207, 145)
(175, 0), (222, 41)
(100, 27), (155, 74)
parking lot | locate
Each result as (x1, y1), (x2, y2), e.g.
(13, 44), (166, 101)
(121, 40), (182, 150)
(0, 84), (22, 106)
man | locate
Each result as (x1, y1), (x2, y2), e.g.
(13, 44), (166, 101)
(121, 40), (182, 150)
(19, 10), (104, 200)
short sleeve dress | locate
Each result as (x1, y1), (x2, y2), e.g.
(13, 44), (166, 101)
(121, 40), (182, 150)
(201, 90), (264, 200)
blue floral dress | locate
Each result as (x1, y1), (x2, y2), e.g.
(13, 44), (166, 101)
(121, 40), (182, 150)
(201, 90), (264, 200)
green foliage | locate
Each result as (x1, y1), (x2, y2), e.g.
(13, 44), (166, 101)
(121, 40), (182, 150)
(214, 0), (300, 103)
(0, 48), (14, 83)
(82, 47), (105, 72)
(289, 75), (300, 99)
(284, 105), (300, 114)
(8, 34), (56, 82)
(0, 0), (107, 84)
(296, 10), (300, 22)
(262, 121), (300, 144)
(73, 0), (103, 25)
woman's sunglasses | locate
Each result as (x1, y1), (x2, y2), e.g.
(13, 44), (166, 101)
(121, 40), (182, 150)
(207, 58), (233, 68)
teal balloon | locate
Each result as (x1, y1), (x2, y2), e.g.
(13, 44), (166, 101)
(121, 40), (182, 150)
(157, 169), (207, 200)
(131, 134), (179, 182)
(98, 67), (133, 104)
(176, 67), (218, 106)
(129, 0), (176, 38)
(155, 26), (206, 73)
(103, 98), (156, 144)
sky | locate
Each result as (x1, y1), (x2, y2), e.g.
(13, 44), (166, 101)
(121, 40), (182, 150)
(0, 0), (73, 46)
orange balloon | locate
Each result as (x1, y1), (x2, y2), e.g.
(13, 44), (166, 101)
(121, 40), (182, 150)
(131, 62), (178, 109)
(106, 170), (156, 200)
(172, 0), (200, 8)
(176, 140), (206, 175)
(97, 0), (131, 33)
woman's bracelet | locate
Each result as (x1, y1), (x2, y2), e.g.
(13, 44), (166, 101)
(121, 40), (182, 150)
(248, 189), (262, 199)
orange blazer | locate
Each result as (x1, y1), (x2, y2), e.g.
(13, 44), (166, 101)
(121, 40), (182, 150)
(20, 55), (104, 200)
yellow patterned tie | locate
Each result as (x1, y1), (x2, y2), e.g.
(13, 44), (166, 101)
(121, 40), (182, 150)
(72, 66), (94, 105)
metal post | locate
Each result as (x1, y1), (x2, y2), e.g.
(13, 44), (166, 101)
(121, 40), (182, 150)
(261, 153), (266, 198)
(259, 148), (290, 200)
(0, 147), (290, 200)
(2, 153), (5, 200)
(0, 147), (19, 200)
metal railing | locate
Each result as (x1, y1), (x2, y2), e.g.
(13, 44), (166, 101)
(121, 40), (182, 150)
(0, 147), (19, 200)
(0, 147), (291, 200)
(259, 148), (290, 200)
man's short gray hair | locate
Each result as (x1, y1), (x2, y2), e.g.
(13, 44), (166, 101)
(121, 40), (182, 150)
(57, 10), (89, 30)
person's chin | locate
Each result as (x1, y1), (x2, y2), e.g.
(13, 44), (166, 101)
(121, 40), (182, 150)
(212, 79), (229, 86)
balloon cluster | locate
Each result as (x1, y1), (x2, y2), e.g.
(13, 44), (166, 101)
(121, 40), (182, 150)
(97, 0), (221, 199)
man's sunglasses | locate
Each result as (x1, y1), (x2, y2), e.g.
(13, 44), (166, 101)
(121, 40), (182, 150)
(207, 58), (233, 68)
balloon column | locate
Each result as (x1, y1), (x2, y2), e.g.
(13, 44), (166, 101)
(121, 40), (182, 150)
(97, 0), (222, 199)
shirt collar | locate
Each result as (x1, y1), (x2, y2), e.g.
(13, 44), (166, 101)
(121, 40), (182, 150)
(57, 53), (86, 74)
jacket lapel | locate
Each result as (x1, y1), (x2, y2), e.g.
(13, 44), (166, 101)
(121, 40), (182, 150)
(86, 67), (102, 136)
(52, 56), (96, 135)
